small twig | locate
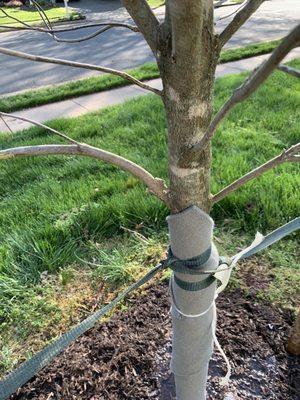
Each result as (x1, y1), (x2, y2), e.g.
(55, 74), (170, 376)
(219, 0), (265, 48)
(0, 6), (139, 43)
(277, 64), (300, 78)
(0, 111), (78, 144)
(0, 47), (162, 96)
(0, 20), (139, 34)
(212, 142), (300, 203)
(121, 226), (149, 243)
(32, 0), (52, 32)
(216, 1), (247, 21)
(0, 115), (13, 134)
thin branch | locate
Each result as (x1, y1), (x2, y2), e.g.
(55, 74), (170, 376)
(0, 111), (78, 144)
(219, 0), (265, 48)
(212, 142), (300, 203)
(0, 4), (138, 43)
(0, 20), (139, 34)
(28, 2), (130, 44)
(216, 1), (247, 21)
(0, 47), (162, 96)
(0, 7), (37, 29)
(0, 6), (139, 43)
(32, 0), (52, 31)
(277, 64), (300, 78)
(183, 24), (300, 164)
(122, 0), (160, 54)
(0, 144), (170, 205)
(214, 0), (237, 8)
(0, 115), (13, 134)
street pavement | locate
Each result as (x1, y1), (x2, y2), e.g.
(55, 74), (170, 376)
(0, 0), (299, 95)
(1, 48), (299, 133)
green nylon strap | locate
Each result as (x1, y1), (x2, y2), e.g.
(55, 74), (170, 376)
(240, 217), (300, 260)
(174, 274), (216, 292)
(167, 246), (212, 275)
(170, 217), (300, 292)
(0, 262), (165, 400)
(167, 246), (215, 292)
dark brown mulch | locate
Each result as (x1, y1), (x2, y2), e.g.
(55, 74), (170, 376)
(10, 281), (299, 400)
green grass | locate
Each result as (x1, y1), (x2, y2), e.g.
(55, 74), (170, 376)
(219, 39), (281, 63)
(0, 39), (281, 113)
(147, 0), (165, 7)
(0, 60), (299, 375)
(0, 5), (80, 27)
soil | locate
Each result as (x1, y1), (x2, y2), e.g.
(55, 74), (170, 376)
(9, 263), (299, 400)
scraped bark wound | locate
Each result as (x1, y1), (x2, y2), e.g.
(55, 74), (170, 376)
(158, 0), (218, 213)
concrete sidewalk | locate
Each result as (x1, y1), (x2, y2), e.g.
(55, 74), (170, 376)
(1, 49), (299, 133)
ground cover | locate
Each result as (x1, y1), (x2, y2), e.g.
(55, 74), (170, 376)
(0, 39), (281, 113)
(0, 60), (299, 380)
(8, 282), (300, 399)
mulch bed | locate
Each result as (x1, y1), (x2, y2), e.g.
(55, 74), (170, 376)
(10, 275), (299, 399)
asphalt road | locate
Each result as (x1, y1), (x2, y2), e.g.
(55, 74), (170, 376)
(0, 0), (299, 96)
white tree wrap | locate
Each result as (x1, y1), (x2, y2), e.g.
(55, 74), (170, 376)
(167, 206), (219, 400)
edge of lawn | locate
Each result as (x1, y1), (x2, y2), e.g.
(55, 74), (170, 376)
(0, 39), (281, 113)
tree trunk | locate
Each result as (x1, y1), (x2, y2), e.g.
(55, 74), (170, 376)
(157, 2), (219, 398)
(159, 1), (218, 213)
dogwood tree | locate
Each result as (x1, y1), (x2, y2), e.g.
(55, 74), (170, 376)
(0, 1), (299, 398)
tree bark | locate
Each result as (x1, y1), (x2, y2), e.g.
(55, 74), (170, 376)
(159, 0), (218, 213)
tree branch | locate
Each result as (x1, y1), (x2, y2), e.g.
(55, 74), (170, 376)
(219, 0), (265, 48)
(212, 142), (300, 203)
(0, 144), (170, 205)
(0, 115), (13, 134)
(0, 47), (162, 96)
(0, 111), (78, 144)
(216, 1), (247, 22)
(214, 0), (239, 8)
(277, 64), (300, 78)
(122, 0), (160, 54)
(0, 20), (139, 34)
(183, 24), (300, 164)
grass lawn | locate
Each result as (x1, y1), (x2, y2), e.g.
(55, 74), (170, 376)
(0, 6), (80, 27)
(147, 0), (165, 7)
(0, 59), (299, 375)
(0, 39), (281, 114)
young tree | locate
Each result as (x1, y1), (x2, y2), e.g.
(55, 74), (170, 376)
(0, 1), (299, 398)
